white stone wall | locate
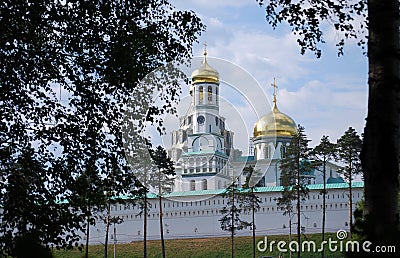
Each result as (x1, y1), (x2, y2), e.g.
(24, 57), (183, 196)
(87, 186), (364, 245)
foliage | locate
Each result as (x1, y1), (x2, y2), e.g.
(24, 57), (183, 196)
(133, 145), (175, 216)
(276, 184), (296, 217)
(257, 0), (367, 57)
(242, 165), (263, 258)
(352, 199), (365, 236)
(336, 127), (362, 240)
(219, 181), (252, 235)
(279, 125), (313, 203)
(336, 127), (362, 182)
(312, 135), (337, 171)
(279, 124), (315, 257)
(148, 146), (176, 195)
(311, 135), (337, 201)
(219, 180), (252, 257)
(311, 135), (337, 258)
(0, 0), (204, 254)
(241, 166), (262, 214)
(0, 146), (81, 256)
(258, 0), (399, 248)
(149, 145), (175, 258)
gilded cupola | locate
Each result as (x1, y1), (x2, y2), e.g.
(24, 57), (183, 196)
(253, 79), (297, 138)
(191, 44), (219, 84)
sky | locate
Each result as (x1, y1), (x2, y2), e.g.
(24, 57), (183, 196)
(153, 0), (368, 154)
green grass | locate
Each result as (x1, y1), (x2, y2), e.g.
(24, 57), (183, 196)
(52, 193), (400, 257)
(53, 233), (348, 258)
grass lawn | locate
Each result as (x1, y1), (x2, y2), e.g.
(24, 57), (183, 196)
(53, 233), (348, 258)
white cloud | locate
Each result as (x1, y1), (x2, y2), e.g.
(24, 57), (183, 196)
(174, 0), (254, 9)
(278, 80), (367, 146)
(208, 17), (223, 28)
(166, 0), (368, 152)
(190, 29), (366, 150)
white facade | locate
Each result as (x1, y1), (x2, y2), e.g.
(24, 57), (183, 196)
(85, 52), (361, 245)
(168, 53), (234, 192)
(88, 183), (364, 245)
(168, 53), (344, 193)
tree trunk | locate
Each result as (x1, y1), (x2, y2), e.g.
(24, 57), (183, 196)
(349, 171), (353, 240)
(104, 202), (111, 258)
(296, 188), (300, 258)
(159, 194), (166, 258)
(362, 0), (400, 246)
(322, 159), (326, 258)
(296, 158), (301, 258)
(289, 214), (292, 258)
(252, 188), (256, 258)
(85, 210), (90, 258)
(231, 186), (235, 258)
(113, 222), (116, 258)
(143, 194), (148, 258)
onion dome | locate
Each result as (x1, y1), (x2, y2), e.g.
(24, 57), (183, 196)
(253, 82), (297, 137)
(191, 44), (219, 84)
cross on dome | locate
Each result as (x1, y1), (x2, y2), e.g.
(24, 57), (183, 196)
(191, 42), (219, 84)
(203, 41), (207, 56)
(271, 77), (278, 105)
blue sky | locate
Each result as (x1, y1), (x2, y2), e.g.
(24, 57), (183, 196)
(160, 0), (368, 152)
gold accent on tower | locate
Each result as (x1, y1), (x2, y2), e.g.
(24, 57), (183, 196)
(191, 43), (220, 84)
(271, 77), (277, 106)
(253, 78), (297, 137)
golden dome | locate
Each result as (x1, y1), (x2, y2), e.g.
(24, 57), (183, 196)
(253, 103), (297, 138)
(191, 47), (219, 84)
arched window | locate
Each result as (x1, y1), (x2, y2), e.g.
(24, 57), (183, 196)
(190, 180), (195, 191)
(202, 179), (207, 190)
(199, 86), (203, 104)
(208, 86), (212, 102)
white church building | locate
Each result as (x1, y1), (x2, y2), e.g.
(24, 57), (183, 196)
(88, 50), (363, 244)
(168, 48), (344, 191)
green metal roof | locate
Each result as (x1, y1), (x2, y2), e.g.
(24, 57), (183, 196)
(166, 189), (225, 197)
(182, 150), (228, 158)
(141, 182), (364, 199)
(327, 177), (345, 184)
(235, 156), (255, 162)
(49, 182), (364, 203)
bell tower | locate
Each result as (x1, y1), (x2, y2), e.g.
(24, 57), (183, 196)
(169, 45), (233, 191)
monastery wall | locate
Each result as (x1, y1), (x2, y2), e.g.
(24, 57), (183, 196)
(86, 184), (363, 245)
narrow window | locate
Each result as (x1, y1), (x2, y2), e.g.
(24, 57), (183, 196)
(202, 179), (207, 190)
(190, 180), (195, 191)
(199, 86), (203, 104)
(208, 86), (212, 101)
(281, 145), (287, 158)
